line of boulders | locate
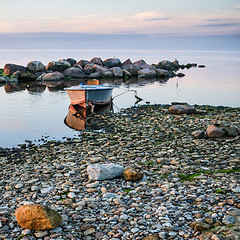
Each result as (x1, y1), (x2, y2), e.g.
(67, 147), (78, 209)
(0, 57), (197, 83)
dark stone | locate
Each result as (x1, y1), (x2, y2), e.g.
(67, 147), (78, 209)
(88, 72), (102, 78)
(62, 67), (86, 78)
(90, 57), (103, 66)
(46, 61), (71, 72)
(59, 58), (77, 67)
(27, 61), (46, 73)
(134, 59), (156, 70)
(103, 58), (122, 68)
(4, 63), (27, 76)
(192, 130), (205, 139)
(122, 59), (133, 65)
(224, 127), (239, 137)
(83, 64), (94, 75)
(138, 68), (156, 78)
(122, 64), (140, 76)
(77, 60), (89, 68)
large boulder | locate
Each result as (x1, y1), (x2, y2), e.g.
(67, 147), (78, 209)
(90, 57), (103, 66)
(4, 63), (27, 76)
(59, 58), (77, 67)
(88, 72), (102, 78)
(206, 125), (225, 138)
(157, 60), (179, 71)
(46, 61), (71, 72)
(92, 64), (108, 74)
(112, 67), (123, 77)
(83, 64), (94, 75)
(134, 59), (156, 70)
(87, 163), (124, 180)
(103, 58), (122, 68)
(62, 67), (85, 78)
(156, 69), (171, 78)
(15, 204), (62, 230)
(77, 60), (89, 68)
(41, 71), (64, 81)
(122, 64), (140, 77)
(138, 68), (156, 78)
(27, 61), (46, 73)
(169, 105), (196, 114)
(122, 59), (133, 65)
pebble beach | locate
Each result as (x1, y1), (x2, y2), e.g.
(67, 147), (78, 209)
(0, 104), (239, 240)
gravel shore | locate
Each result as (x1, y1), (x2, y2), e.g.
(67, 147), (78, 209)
(0, 104), (239, 240)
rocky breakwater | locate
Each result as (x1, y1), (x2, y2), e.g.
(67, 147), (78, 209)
(0, 57), (199, 83)
(0, 104), (239, 239)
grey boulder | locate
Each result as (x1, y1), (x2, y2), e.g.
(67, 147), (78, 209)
(62, 67), (85, 78)
(27, 61), (46, 73)
(87, 163), (124, 180)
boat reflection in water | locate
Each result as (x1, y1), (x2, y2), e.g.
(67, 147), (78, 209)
(64, 101), (113, 131)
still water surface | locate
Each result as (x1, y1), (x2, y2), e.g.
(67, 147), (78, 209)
(0, 50), (239, 148)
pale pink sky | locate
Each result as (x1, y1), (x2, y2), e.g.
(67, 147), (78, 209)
(0, 0), (240, 35)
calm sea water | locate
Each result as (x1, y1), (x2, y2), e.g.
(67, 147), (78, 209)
(0, 49), (239, 148)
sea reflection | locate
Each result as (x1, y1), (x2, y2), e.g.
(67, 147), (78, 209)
(64, 102), (112, 131)
(2, 77), (169, 94)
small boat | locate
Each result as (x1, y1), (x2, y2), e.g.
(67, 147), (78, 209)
(65, 84), (114, 105)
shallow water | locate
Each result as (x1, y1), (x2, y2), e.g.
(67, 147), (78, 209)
(0, 50), (239, 148)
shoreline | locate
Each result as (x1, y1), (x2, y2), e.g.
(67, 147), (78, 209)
(0, 104), (239, 239)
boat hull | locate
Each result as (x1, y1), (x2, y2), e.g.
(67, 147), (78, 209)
(65, 85), (113, 105)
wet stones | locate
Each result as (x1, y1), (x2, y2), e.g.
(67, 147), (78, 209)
(15, 204), (62, 230)
(87, 163), (124, 180)
(123, 167), (143, 181)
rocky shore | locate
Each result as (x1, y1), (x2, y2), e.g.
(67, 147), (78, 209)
(0, 57), (201, 83)
(0, 104), (239, 240)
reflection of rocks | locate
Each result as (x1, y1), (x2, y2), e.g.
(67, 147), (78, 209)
(27, 82), (46, 93)
(4, 83), (26, 93)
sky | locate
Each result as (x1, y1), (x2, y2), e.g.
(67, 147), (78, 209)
(0, 0), (240, 36)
